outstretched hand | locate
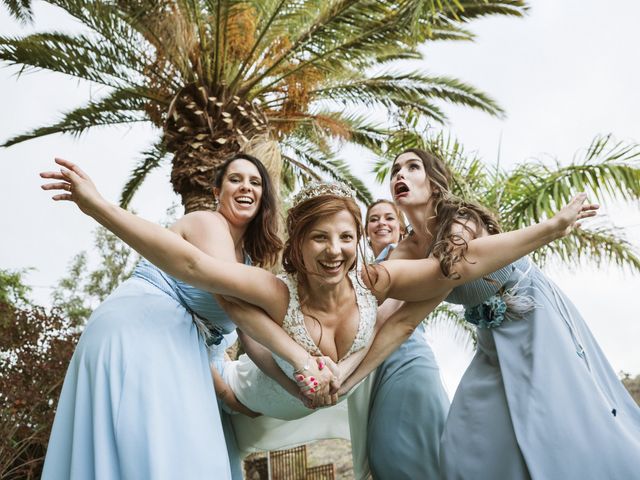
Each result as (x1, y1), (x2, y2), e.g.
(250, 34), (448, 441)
(551, 193), (599, 238)
(40, 158), (106, 216)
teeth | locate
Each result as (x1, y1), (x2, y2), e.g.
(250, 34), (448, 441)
(375, 229), (391, 234)
(236, 196), (253, 204)
(319, 261), (342, 268)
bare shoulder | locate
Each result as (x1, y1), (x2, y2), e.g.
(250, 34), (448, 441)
(391, 236), (423, 260)
(171, 211), (230, 236)
(448, 216), (488, 241)
(171, 211), (236, 257)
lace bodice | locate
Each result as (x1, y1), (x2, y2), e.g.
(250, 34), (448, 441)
(225, 268), (378, 420)
(278, 269), (377, 362)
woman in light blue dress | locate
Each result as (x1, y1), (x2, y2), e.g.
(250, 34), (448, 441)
(40, 154), (327, 480)
(440, 257), (640, 479)
(364, 200), (449, 479)
(339, 148), (639, 479)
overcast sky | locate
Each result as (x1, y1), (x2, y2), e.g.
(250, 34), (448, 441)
(1, 1), (638, 393)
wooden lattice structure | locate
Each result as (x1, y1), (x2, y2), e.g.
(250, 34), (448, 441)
(243, 445), (335, 480)
(306, 464), (335, 480)
(270, 445), (307, 479)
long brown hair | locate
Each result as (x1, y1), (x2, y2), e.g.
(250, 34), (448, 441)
(214, 154), (283, 268)
(283, 195), (364, 277)
(394, 148), (501, 278)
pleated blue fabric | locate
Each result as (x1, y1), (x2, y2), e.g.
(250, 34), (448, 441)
(42, 259), (242, 480)
(441, 258), (640, 479)
(366, 245), (450, 479)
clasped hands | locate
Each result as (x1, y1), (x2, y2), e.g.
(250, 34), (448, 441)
(294, 356), (343, 409)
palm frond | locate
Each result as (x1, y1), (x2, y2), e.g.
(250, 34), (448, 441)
(1, 0), (33, 23)
(281, 137), (372, 203)
(311, 72), (502, 120)
(453, 0), (528, 22)
(120, 141), (169, 208)
(2, 90), (151, 147)
(229, 0), (288, 88)
(425, 303), (477, 349)
(0, 32), (142, 88)
(533, 224), (640, 273)
(269, 109), (389, 154)
(501, 162), (640, 229)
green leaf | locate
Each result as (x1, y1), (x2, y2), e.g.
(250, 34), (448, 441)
(120, 141), (169, 209)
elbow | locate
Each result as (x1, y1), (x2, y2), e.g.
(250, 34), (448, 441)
(396, 315), (420, 340)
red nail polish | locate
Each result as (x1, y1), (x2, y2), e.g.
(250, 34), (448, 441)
(310, 377), (315, 382)
(310, 388), (315, 393)
(296, 374), (304, 381)
(314, 381), (318, 386)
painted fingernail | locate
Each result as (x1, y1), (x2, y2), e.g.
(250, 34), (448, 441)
(296, 374), (304, 381)
(314, 382), (318, 387)
(310, 388), (315, 393)
(309, 377), (315, 382)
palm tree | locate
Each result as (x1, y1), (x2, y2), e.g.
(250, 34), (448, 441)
(375, 132), (640, 340)
(1, 0), (527, 211)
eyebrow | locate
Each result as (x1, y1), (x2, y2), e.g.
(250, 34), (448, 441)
(227, 172), (262, 180)
(393, 158), (421, 169)
(309, 228), (355, 235)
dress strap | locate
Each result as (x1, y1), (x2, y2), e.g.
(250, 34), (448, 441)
(341, 269), (377, 360)
(278, 273), (322, 355)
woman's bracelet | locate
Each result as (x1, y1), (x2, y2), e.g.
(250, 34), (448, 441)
(293, 353), (312, 377)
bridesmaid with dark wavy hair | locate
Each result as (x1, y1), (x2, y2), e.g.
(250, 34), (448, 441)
(39, 153), (333, 480)
(340, 148), (640, 479)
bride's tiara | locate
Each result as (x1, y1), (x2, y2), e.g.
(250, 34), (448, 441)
(292, 181), (356, 207)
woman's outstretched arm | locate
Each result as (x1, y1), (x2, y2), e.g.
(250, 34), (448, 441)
(368, 194), (598, 302)
(40, 158), (331, 384)
(337, 296), (447, 396)
(40, 158), (286, 320)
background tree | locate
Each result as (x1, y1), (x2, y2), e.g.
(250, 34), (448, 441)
(0, 271), (80, 480)
(1, 0), (526, 210)
(0, 268), (33, 308)
(621, 373), (640, 405)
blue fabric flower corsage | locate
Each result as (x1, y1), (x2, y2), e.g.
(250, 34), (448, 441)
(464, 294), (508, 328)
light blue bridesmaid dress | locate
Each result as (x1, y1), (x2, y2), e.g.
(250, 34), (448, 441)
(366, 244), (450, 479)
(440, 257), (640, 479)
(42, 258), (243, 480)
(210, 332), (244, 480)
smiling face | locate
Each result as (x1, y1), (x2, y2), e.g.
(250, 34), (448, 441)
(214, 158), (263, 225)
(366, 201), (402, 256)
(301, 209), (358, 286)
(390, 152), (435, 209)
